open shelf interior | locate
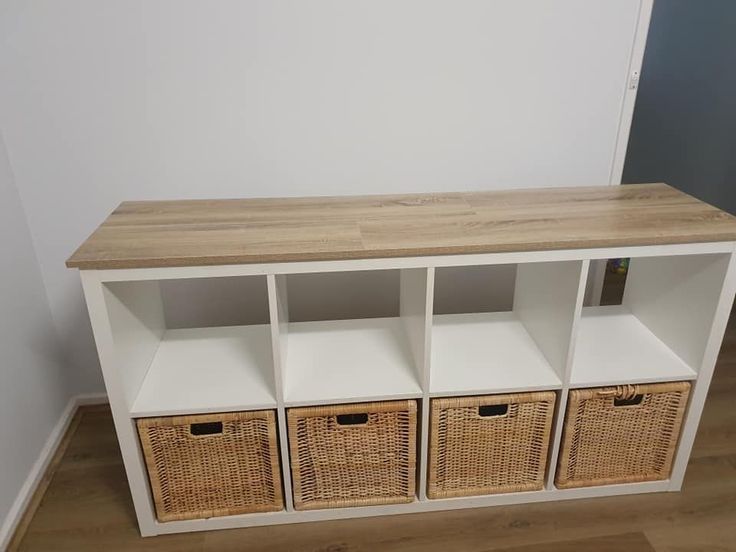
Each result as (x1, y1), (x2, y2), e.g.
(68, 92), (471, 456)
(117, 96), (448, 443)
(277, 269), (426, 405)
(284, 317), (421, 406)
(571, 253), (730, 386)
(571, 305), (696, 386)
(105, 276), (277, 417)
(431, 312), (561, 395)
(131, 325), (276, 416)
(430, 262), (581, 395)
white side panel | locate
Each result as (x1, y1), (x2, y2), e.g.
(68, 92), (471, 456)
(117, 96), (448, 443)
(514, 261), (584, 380)
(624, 253), (732, 370)
(669, 250), (736, 488)
(80, 273), (157, 536)
(103, 281), (165, 410)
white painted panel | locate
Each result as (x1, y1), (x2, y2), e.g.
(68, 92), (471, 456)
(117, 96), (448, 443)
(266, 274), (295, 511)
(400, 268), (430, 382)
(80, 273), (158, 536)
(273, 274), (289, 382)
(130, 325), (276, 417)
(668, 251), (736, 489)
(103, 281), (165, 409)
(431, 312), (562, 396)
(514, 261), (584, 379)
(624, 253), (732, 370)
(284, 317), (421, 405)
(571, 305), (697, 386)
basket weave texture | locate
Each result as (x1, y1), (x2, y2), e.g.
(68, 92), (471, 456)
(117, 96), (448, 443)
(555, 382), (690, 489)
(137, 410), (283, 522)
(428, 392), (556, 499)
(287, 400), (417, 510)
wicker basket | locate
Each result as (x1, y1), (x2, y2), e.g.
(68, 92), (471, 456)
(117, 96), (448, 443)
(287, 400), (417, 510)
(555, 382), (690, 489)
(137, 410), (284, 522)
(428, 392), (556, 499)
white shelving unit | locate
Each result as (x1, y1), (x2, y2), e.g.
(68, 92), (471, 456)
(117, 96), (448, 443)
(69, 186), (736, 538)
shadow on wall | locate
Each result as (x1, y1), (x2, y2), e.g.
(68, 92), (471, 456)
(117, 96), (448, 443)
(623, 0), (736, 214)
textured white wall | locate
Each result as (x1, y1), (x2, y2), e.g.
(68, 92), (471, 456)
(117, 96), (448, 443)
(0, 0), (642, 393)
(0, 131), (70, 547)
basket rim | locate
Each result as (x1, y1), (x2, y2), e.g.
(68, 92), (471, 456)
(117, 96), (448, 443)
(287, 399), (417, 419)
(136, 409), (275, 429)
(431, 391), (556, 409)
(568, 381), (691, 401)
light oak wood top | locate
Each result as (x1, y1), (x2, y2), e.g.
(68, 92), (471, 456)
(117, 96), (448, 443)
(66, 183), (736, 269)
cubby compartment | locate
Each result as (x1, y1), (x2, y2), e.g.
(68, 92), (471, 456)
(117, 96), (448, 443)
(428, 391), (556, 499)
(287, 400), (418, 510)
(137, 410), (283, 521)
(431, 262), (584, 396)
(571, 254), (731, 386)
(102, 276), (276, 417)
(556, 382), (691, 489)
(273, 270), (427, 406)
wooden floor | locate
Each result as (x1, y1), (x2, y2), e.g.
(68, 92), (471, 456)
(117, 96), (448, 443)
(11, 281), (736, 551)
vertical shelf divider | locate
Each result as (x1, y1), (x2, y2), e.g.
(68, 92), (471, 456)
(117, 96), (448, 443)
(544, 259), (590, 489)
(400, 267), (434, 501)
(267, 273), (294, 511)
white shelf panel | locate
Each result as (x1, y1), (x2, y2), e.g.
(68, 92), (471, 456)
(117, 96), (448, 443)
(571, 305), (697, 387)
(131, 325), (276, 417)
(284, 317), (421, 406)
(430, 312), (562, 396)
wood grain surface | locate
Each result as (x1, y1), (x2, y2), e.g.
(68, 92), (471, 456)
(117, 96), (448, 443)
(10, 301), (736, 551)
(66, 183), (736, 269)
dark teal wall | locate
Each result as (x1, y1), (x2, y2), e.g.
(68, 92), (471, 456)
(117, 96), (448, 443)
(623, 0), (736, 214)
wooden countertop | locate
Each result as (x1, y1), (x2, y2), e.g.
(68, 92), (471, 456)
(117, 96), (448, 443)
(66, 183), (736, 270)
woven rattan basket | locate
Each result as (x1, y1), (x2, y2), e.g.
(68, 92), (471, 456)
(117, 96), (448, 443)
(555, 382), (690, 489)
(137, 410), (283, 522)
(428, 391), (556, 499)
(287, 400), (417, 510)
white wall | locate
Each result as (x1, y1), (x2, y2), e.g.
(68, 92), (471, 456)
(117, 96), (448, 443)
(0, 131), (71, 547)
(0, 0), (645, 393)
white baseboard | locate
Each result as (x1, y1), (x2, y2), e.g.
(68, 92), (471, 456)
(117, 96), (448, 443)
(0, 392), (108, 551)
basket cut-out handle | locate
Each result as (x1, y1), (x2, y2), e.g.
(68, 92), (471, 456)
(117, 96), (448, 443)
(190, 421), (223, 436)
(478, 404), (508, 417)
(336, 413), (369, 426)
(598, 384), (641, 402)
(614, 395), (644, 407)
